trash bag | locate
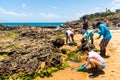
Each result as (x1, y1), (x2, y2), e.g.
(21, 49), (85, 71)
(69, 41), (74, 45)
(69, 41), (77, 46)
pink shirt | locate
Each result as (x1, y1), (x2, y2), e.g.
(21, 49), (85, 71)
(85, 50), (105, 67)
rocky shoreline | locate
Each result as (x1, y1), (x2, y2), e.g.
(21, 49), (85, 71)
(0, 26), (66, 79)
(0, 13), (120, 79)
(60, 13), (120, 29)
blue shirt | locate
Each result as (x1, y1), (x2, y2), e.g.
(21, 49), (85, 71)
(99, 24), (112, 39)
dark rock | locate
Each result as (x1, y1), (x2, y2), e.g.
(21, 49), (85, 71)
(0, 28), (64, 76)
(52, 38), (64, 48)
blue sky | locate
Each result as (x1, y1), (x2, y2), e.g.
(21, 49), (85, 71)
(0, 0), (120, 22)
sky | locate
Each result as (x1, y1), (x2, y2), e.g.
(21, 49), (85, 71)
(0, 0), (120, 22)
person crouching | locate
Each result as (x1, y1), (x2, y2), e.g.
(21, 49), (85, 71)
(82, 46), (105, 78)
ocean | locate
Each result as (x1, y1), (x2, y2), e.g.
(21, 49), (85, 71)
(1, 22), (65, 27)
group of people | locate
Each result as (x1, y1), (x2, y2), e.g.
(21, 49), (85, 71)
(65, 16), (112, 78)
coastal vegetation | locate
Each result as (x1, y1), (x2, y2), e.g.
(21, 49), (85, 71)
(80, 9), (119, 20)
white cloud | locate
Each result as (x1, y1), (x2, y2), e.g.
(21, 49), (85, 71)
(0, 8), (28, 16)
(111, 0), (120, 11)
(112, 0), (120, 4)
(39, 13), (63, 19)
(22, 3), (26, 8)
(74, 7), (103, 19)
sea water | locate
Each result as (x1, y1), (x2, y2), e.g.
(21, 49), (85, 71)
(1, 22), (65, 27)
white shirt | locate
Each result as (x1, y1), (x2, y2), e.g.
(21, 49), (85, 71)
(66, 29), (73, 37)
(85, 50), (105, 67)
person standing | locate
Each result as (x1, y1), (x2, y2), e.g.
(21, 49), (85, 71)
(81, 16), (89, 35)
(104, 19), (110, 27)
(96, 22), (112, 58)
(106, 20), (110, 27)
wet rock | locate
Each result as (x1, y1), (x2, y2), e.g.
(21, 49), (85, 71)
(117, 23), (120, 27)
(45, 53), (62, 67)
(0, 28), (64, 76)
(52, 38), (65, 48)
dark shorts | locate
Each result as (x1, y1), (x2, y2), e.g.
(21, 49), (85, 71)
(66, 32), (69, 39)
(66, 32), (73, 38)
(99, 39), (110, 47)
(82, 29), (87, 35)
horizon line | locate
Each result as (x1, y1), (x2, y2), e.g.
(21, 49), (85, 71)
(0, 22), (66, 23)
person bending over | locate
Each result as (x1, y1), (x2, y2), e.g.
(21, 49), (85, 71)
(95, 22), (112, 57)
(82, 30), (94, 45)
(65, 27), (74, 45)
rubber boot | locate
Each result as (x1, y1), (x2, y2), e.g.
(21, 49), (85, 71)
(102, 49), (110, 58)
(104, 49), (106, 56)
(100, 50), (104, 57)
(89, 67), (99, 78)
(102, 49), (106, 56)
(101, 49), (107, 57)
(91, 38), (94, 44)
